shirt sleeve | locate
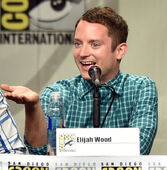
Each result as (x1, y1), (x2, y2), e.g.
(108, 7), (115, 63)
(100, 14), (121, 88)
(129, 78), (158, 155)
(0, 90), (27, 154)
(24, 136), (47, 155)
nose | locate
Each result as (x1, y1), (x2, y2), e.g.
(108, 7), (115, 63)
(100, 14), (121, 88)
(80, 44), (91, 57)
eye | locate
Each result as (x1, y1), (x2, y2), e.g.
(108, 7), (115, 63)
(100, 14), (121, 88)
(91, 42), (100, 48)
(74, 41), (81, 47)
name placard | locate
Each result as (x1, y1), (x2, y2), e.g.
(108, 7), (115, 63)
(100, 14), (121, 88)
(56, 128), (140, 156)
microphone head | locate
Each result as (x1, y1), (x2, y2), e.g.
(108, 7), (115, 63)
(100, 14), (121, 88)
(88, 66), (102, 86)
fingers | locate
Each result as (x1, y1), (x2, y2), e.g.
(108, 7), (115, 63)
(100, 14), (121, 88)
(1, 84), (23, 103)
(3, 89), (26, 104)
(5, 95), (24, 104)
(1, 84), (15, 92)
(1, 84), (40, 104)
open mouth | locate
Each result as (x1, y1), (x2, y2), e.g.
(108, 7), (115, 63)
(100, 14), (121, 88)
(81, 61), (96, 68)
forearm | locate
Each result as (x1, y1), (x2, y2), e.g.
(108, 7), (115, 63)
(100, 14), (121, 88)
(131, 80), (158, 154)
(25, 101), (47, 147)
(140, 124), (157, 155)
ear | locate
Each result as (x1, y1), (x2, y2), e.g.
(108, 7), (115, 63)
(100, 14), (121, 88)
(116, 43), (127, 60)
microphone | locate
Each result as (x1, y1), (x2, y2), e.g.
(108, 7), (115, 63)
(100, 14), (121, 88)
(88, 66), (102, 86)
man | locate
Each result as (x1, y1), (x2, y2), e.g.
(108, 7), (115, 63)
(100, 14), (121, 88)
(0, 89), (26, 153)
(1, 6), (158, 155)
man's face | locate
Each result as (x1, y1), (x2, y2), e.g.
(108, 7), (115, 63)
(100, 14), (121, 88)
(73, 20), (120, 83)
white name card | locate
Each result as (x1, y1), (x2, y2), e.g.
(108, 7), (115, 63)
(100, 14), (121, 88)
(56, 128), (140, 156)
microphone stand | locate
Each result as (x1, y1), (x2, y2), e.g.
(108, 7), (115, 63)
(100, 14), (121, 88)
(93, 85), (100, 128)
(88, 65), (115, 128)
(92, 83), (116, 128)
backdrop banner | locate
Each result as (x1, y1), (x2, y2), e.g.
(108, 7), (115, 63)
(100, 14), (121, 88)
(0, 0), (85, 45)
(0, 154), (167, 170)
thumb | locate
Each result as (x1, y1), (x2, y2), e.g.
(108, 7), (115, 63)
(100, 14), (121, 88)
(1, 84), (15, 92)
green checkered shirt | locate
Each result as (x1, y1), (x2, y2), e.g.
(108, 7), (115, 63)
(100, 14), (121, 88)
(25, 71), (158, 155)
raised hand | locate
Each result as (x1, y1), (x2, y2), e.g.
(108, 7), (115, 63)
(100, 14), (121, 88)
(1, 84), (40, 104)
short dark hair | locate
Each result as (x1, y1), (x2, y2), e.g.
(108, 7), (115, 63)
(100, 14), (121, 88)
(75, 6), (128, 51)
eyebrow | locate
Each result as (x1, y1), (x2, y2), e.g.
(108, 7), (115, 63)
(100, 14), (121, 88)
(74, 38), (81, 41)
(74, 38), (103, 43)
